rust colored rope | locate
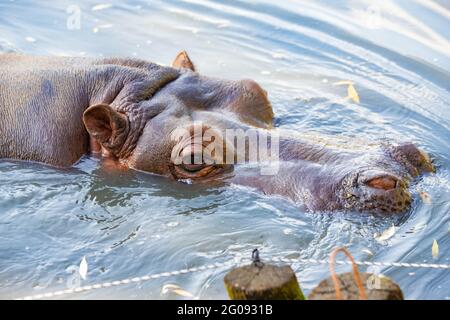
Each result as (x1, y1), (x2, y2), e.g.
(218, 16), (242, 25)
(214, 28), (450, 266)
(330, 247), (368, 300)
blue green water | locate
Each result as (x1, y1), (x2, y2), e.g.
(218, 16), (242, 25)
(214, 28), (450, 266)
(0, 0), (449, 299)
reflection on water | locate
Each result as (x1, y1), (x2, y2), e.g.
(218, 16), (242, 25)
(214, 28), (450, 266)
(0, 0), (449, 299)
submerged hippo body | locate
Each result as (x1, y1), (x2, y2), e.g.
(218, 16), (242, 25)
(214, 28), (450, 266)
(0, 52), (434, 213)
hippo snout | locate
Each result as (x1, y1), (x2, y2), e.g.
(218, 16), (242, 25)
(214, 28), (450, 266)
(341, 170), (412, 213)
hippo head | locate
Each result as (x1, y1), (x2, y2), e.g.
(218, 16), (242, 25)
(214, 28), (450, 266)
(83, 51), (273, 178)
(82, 51), (434, 213)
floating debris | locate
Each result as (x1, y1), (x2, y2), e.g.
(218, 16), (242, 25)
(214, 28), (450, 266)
(347, 83), (360, 103)
(79, 256), (88, 280)
(333, 80), (360, 103)
(419, 191), (432, 204)
(432, 239), (439, 259)
(374, 224), (397, 243)
(161, 284), (194, 298)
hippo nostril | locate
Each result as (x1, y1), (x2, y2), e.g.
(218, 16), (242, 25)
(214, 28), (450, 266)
(365, 175), (398, 191)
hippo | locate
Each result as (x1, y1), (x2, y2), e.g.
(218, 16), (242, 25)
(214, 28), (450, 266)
(0, 51), (434, 213)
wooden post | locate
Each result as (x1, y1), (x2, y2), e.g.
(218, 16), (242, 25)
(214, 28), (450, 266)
(224, 249), (305, 300)
(308, 247), (404, 300)
(308, 272), (404, 300)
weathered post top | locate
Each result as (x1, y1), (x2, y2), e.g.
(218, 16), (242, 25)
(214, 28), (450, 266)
(224, 249), (305, 300)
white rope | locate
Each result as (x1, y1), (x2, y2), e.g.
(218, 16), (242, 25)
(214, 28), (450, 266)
(16, 260), (240, 301)
(270, 257), (450, 269)
(15, 257), (450, 300)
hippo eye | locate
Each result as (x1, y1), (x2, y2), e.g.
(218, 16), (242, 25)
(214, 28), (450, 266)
(181, 163), (206, 172)
(178, 153), (211, 172)
(170, 143), (231, 180)
(171, 162), (216, 179)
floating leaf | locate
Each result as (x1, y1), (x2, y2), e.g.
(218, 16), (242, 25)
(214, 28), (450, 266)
(419, 191), (432, 204)
(79, 256), (88, 280)
(374, 224), (397, 243)
(332, 80), (360, 103)
(432, 239), (439, 259)
(333, 80), (354, 86)
(347, 84), (360, 103)
(161, 284), (194, 298)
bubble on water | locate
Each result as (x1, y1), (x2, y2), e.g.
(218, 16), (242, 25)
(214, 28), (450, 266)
(92, 24), (113, 33)
(217, 22), (230, 28)
(179, 179), (193, 185)
(99, 24), (113, 29)
(176, 26), (199, 34)
(283, 228), (293, 235)
(167, 221), (180, 228)
(25, 37), (36, 43)
(271, 51), (289, 60)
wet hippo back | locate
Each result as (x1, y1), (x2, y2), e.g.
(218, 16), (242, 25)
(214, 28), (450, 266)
(0, 55), (95, 165)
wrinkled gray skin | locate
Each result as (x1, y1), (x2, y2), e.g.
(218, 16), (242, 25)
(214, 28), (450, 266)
(0, 52), (434, 213)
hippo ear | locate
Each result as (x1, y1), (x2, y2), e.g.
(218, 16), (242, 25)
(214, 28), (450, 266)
(172, 50), (196, 71)
(83, 104), (129, 149)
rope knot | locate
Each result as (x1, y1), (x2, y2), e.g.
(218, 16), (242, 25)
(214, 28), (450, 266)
(252, 248), (264, 268)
